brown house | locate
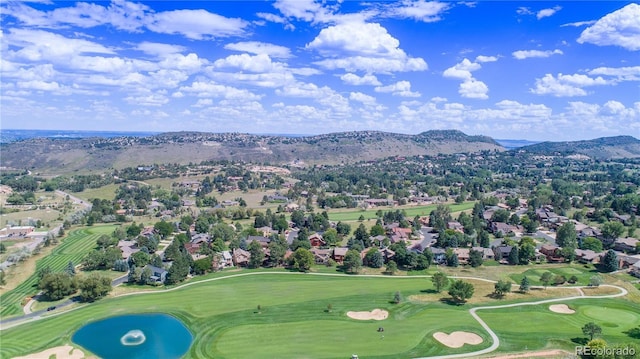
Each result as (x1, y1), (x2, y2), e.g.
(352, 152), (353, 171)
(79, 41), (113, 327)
(309, 233), (326, 247)
(333, 247), (348, 263)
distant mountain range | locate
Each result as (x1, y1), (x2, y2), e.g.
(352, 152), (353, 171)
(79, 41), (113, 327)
(0, 130), (638, 174)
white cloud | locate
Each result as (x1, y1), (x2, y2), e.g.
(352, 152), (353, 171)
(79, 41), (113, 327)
(340, 73), (381, 86)
(125, 92), (169, 106)
(6, 28), (114, 61)
(178, 80), (262, 100)
(475, 55), (498, 63)
(512, 49), (563, 60)
(374, 80), (420, 97)
(224, 41), (292, 59)
(561, 20), (597, 27)
(306, 21), (427, 73)
(530, 73), (608, 97)
(349, 92), (377, 105)
(136, 42), (186, 56)
(537, 6), (561, 20)
(577, 3), (640, 51)
(588, 66), (640, 81)
(459, 79), (488, 99)
(386, 0), (450, 23)
(443, 58), (491, 99)
(146, 9), (248, 40)
(516, 7), (533, 15)
(213, 53), (287, 73)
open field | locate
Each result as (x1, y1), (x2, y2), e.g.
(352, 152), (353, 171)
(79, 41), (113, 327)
(1, 272), (637, 359)
(0, 225), (117, 317)
(327, 202), (476, 222)
(71, 184), (120, 202)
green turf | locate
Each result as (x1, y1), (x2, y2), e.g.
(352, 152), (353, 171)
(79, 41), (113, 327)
(327, 202), (475, 222)
(477, 299), (640, 353)
(1, 272), (637, 359)
(0, 225), (117, 317)
(508, 265), (598, 287)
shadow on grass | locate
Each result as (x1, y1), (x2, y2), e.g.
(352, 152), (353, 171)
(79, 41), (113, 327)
(624, 327), (640, 339)
(420, 289), (438, 294)
(439, 297), (466, 306)
(571, 337), (588, 345)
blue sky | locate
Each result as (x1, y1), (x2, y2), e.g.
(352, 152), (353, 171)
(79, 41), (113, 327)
(0, 0), (638, 140)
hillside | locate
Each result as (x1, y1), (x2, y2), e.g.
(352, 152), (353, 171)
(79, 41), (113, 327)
(519, 136), (640, 159)
(0, 130), (503, 173)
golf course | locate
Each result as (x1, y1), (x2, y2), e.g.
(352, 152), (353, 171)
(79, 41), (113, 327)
(1, 271), (638, 359)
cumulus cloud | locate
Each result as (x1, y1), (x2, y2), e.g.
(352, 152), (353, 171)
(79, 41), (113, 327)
(530, 73), (608, 97)
(512, 49), (563, 60)
(385, 0), (450, 22)
(577, 3), (640, 51)
(349, 91), (377, 105)
(374, 80), (420, 97)
(224, 41), (292, 59)
(306, 21), (427, 73)
(537, 6), (561, 20)
(588, 65), (640, 81)
(443, 58), (492, 99)
(136, 42), (186, 56)
(561, 20), (597, 27)
(340, 73), (381, 86)
(146, 9), (248, 40)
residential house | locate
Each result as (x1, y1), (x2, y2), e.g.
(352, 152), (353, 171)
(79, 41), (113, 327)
(493, 245), (512, 261)
(614, 237), (639, 253)
(310, 248), (332, 265)
(447, 221), (464, 233)
(246, 235), (271, 248)
(117, 240), (139, 261)
(574, 249), (602, 264)
(431, 248), (447, 264)
(471, 247), (495, 260)
(309, 233), (326, 247)
(190, 233), (210, 244)
(333, 247), (348, 263)
(630, 261), (640, 278)
(233, 248), (251, 267)
(540, 244), (564, 262)
(615, 253), (640, 269)
(145, 265), (168, 284)
(256, 226), (276, 237)
(379, 247), (395, 262)
(453, 248), (470, 265)
(221, 251), (234, 268)
(0, 225), (35, 239)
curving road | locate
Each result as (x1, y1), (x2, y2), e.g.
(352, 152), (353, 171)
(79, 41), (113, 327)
(0, 271), (630, 359)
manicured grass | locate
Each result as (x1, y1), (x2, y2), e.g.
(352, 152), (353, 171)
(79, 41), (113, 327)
(508, 265), (598, 287)
(1, 271), (636, 359)
(327, 202), (476, 222)
(71, 184), (120, 201)
(478, 299), (640, 352)
(0, 225), (117, 317)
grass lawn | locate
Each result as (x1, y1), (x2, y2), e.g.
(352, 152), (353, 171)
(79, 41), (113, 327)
(478, 299), (640, 353)
(327, 202), (476, 222)
(1, 271), (637, 359)
(0, 225), (117, 317)
(71, 184), (120, 201)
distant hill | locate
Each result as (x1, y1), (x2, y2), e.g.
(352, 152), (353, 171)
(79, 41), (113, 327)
(495, 139), (542, 150)
(0, 130), (503, 174)
(519, 136), (640, 159)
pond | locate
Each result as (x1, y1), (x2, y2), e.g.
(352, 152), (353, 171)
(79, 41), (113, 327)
(72, 313), (192, 359)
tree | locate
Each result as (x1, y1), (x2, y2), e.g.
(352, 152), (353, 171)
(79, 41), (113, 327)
(292, 248), (314, 272)
(39, 273), (77, 300)
(469, 249), (483, 267)
(582, 322), (602, 341)
(0, 242), (6, 254)
(385, 260), (397, 275)
(343, 249), (362, 274)
(602, 221), (625, 240)
(519, 276), (530, 293)
(193, 256), (213, 275)
(432, 271), (449, 293)
(130, 251), (150, 267)
(166, 252), (190, 284)
(65, 261), (76, 276)
(267, 236), (288, 267)
(448, 280), (474, 304)
(540, 272), (553, 289)
(581, 237), (603, 252)
(364, 249), (384, 268)
(508, 246), (519, 265)
(393, 291), (402, 304)
(589, 275), (603, 287)
(601, 249), (619, 272)
(445, 249), (459, 267)
(79, 274), (112, 302)
(494, 279), (512, 298)
(556, 222), (577, 247)
(0, 270), (5, 286)
(248, 240), (265, 268)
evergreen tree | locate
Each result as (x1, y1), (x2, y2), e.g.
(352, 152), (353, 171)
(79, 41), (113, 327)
(519, 276), (530, 293)
(602, 249), (619, 272)
(248, 240), (265, 268)
(508, 246), (519, 265)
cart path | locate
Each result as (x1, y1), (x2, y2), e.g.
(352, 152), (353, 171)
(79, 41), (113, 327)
(0, 271), (630, 359)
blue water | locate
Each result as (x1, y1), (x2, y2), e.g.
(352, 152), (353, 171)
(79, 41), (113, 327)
(72, 313), (192, 359)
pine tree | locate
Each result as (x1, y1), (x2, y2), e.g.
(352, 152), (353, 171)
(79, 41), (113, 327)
(602, 250), (618, 272)
(519, 276), (530, 293)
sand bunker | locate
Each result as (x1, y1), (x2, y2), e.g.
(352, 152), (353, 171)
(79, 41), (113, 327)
(12, 345), (85, 359)
(433, 331), (483, 348)
(346, 309), (389, 320)
(549, 304), (575, 314)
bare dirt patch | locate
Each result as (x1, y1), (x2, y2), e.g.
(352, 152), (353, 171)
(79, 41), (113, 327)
(482, 349), (570, 359)
(549, 304), (575, 314)
(346, 309), (389, 320)
(433, 331), (483, 348)
(12, 345), (86, 359)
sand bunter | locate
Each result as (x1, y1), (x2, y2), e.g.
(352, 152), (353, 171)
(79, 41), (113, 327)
(346, 309), (389, 320)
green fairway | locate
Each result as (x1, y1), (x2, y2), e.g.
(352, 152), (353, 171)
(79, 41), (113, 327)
(1, 272), (636, 359)
(477, 299), (640, 353)
(0, 225), (116, 317)
(327, 202), (475, 222)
